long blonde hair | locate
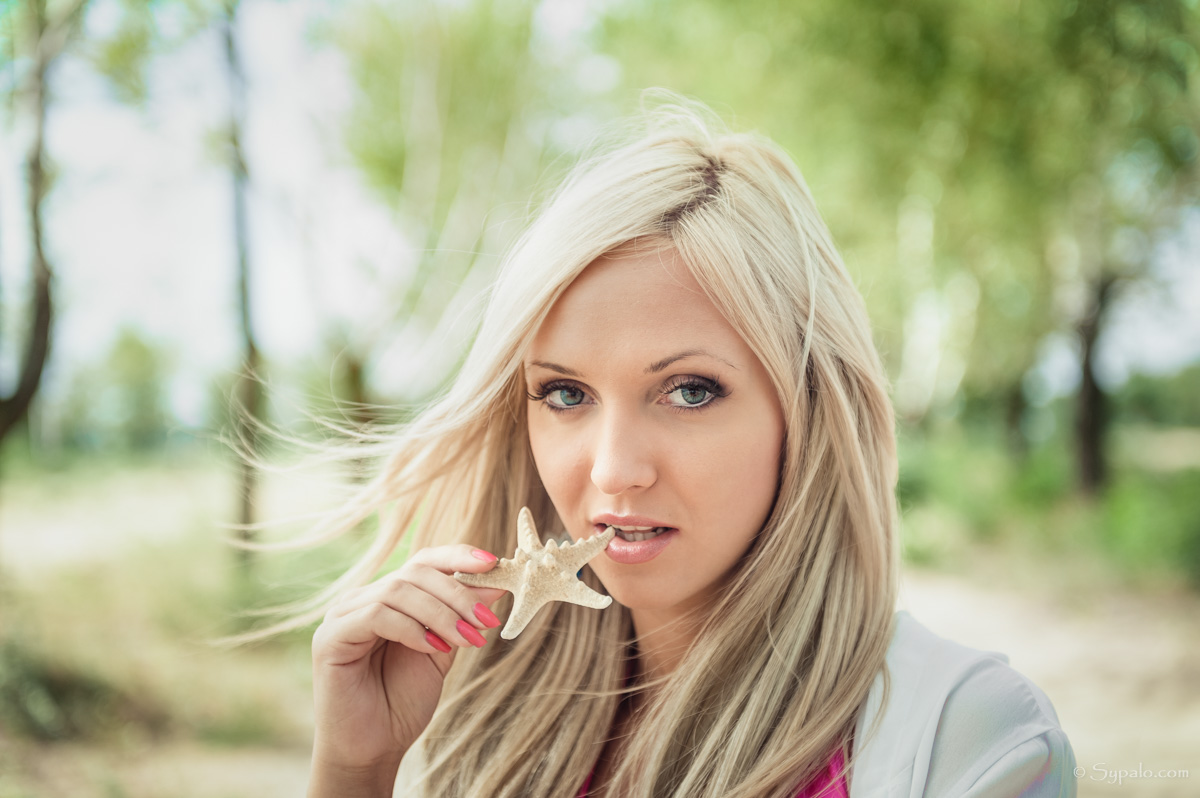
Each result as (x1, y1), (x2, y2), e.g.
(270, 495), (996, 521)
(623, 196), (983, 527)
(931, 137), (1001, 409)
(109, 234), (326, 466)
(287, 98), (899, 797)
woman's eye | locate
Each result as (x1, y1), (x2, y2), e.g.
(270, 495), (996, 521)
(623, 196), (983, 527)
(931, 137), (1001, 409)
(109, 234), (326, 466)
(548, 386), (586, 408)
(666, 383), (713, 407)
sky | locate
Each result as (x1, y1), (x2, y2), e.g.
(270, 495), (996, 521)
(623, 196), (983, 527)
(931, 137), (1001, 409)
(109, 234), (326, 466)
(2, 0), (426, 428)
(0, 0), (1197, 433)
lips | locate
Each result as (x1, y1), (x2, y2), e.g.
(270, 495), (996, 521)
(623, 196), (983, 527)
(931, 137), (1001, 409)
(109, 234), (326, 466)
(602, 527), (678, 564)
(591, 515), (678, 565)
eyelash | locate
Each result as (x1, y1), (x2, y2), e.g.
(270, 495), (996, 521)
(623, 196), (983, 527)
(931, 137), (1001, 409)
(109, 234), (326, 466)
(526, 375), (730, 414)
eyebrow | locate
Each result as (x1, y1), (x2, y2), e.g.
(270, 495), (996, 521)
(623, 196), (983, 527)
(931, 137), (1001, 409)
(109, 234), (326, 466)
(527, 360), (583, 377)
(526, 349), (737, 378)
(644, 349), (737, 374)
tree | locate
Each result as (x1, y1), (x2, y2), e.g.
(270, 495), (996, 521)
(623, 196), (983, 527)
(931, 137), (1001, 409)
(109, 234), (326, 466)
(57, 327), (171, 452)
(328, 0), (580, 400)
(220, 0), (263, 568)
(1046, 0), (1199, 492)
(89, 0), (270, 560)
(0, 0), (89, 454)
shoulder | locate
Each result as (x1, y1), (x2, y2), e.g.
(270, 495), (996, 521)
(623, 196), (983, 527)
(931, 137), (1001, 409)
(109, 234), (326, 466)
(849, 611), (1077, 798)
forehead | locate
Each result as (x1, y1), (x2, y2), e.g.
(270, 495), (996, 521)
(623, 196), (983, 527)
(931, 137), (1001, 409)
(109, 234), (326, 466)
(527, 245), (746, 366)
(559, 244), (704, 310)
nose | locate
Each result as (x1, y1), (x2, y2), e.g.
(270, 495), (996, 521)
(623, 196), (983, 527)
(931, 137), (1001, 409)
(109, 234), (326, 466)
(588, 408), (657, 495)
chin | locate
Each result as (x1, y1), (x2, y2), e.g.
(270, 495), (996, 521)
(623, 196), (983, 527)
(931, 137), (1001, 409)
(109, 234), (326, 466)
(594, 576), (692, 617)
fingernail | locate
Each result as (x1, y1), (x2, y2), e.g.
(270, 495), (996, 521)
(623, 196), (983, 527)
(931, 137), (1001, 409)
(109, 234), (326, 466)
(457, 619), (487, 647)
(425, 630), (452, 653)
(473, 602), (501, 629)
(471, 549), (498, 562)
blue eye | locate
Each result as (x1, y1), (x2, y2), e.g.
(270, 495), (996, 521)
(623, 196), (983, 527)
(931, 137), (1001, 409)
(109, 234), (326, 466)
(551, 387), (585, 408)
(665, 384), (712, 407)
(661, 376), (727, 411)
(527, 381), (590, 412)
(677, 386), (709, 405)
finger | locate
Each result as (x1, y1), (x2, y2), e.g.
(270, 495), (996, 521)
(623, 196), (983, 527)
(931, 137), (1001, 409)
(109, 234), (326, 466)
(315, 600), (445, 664)
(399, 544), (507, 620)
(326, 543), (497, 620)
(328, 573), (504, 629)
(374, 580), (490, 648)
(407, 543), (503, 575)
(326, 578), (486, 650)
(403, 566), (504, 632)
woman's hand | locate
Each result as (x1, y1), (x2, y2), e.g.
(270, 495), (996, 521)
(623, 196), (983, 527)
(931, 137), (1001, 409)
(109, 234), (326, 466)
(307, 545), (505, 796)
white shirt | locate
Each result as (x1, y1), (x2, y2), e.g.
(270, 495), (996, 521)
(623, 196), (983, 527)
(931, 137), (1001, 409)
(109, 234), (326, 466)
(850, 611), (1077, 797)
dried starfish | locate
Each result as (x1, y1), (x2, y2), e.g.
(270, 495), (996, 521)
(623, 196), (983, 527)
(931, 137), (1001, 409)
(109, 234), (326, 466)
(455, 507), (615, 639)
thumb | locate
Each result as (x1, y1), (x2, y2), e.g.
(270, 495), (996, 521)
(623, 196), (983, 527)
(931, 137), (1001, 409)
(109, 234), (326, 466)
(474, 586), (508, 605)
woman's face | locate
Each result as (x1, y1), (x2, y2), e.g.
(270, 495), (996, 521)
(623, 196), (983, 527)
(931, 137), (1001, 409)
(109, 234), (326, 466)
(524, 245), (785, 623)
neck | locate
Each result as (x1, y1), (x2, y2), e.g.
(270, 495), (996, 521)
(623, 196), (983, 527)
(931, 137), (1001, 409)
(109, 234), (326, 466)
(628, 606), (702, 678)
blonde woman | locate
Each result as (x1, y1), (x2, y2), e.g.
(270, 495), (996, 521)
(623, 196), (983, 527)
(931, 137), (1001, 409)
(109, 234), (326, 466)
(300, 101), (1076, 797)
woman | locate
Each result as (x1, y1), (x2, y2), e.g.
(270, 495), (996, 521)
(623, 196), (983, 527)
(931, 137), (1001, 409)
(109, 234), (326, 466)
(300, 101), (1076, 797)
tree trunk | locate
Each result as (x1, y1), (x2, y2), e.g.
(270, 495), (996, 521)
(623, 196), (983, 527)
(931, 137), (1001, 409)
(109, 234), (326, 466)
(343, 351), (378, 484)
(1003, 379), (1029, 461)
(344, 353), (377, 428)
(1075, 271), (1116, 496)
(0, 0), (55, 449)
(223, 0), (262, 574)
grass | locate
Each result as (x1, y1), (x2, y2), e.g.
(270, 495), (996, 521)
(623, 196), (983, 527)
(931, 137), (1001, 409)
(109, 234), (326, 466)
(0, 450), (372, 752)
(896, 422), (1200, 591)
(0, 542), (315, 750)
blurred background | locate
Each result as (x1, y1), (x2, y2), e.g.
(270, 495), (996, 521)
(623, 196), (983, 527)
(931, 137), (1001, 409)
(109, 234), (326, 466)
(0, 0), (1197, 795)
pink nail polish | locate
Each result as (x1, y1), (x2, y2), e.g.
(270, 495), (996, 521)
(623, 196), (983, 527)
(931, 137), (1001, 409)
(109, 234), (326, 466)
(471, 549), (499, 563)
(456, 619), (487, 647)
(425, 630), (452, 653)
(473, 602), (501, 629)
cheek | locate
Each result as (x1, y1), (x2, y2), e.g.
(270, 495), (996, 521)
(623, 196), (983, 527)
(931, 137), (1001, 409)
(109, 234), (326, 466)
(696, 415), (784, 523)
(527, 417), (553, 484)
(527, 415), (580, 497)
(702, 405), (783, 475)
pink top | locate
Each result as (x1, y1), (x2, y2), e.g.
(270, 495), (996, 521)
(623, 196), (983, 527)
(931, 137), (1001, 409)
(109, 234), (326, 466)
(577, 747), (848, 797)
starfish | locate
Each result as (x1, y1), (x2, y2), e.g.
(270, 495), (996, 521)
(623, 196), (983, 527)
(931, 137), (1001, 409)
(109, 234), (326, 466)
(455, 507), (615, 639)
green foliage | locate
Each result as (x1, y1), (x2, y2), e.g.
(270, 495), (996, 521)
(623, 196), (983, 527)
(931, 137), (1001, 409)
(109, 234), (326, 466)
(0, 3), (15, 71)
(899, 423), (1022, 546)
(339, 0), (538, 207)
(88, 0), (157, 104)
(85, 0), (246, 104)
(899, 418), (1200, 586)
(1101, 467), (1200, 587)
(1114, 364), (1200, 426)
(1009, 440), (1075, 509)
(0, 455), (329, 745)
(0, 632), (169, 742)
(332, 0), (575, 330)
(59, 326), (172, 452)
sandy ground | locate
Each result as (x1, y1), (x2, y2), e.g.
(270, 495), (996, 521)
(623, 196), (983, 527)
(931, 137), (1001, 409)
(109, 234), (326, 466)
(0, 739), (312, 798)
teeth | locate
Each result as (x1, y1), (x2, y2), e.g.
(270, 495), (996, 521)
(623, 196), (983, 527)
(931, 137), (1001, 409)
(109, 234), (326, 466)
(610, 526), (668, 542)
